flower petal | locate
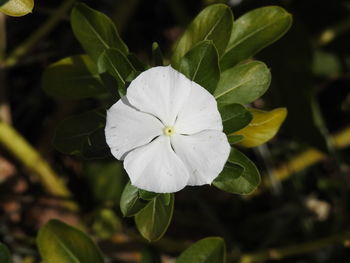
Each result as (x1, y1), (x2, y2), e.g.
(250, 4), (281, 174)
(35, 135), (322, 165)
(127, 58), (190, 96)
(171, 130), (230, 186)
(174, 81), (223, 134)
(124, 136), (189, 193)
(126, 66), (191, 126)
(105, 98), (163, 160)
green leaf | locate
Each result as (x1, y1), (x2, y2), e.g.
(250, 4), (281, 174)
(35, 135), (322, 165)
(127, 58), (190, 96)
(176, 237), (226, 263)
(179, 40), (220, 94)
(85, 161), (127, 204)
(214, 61), (271, 105)
(71, 3), (128, 62)
(92, 209), (122, 239)
(139, 189), (159, 201)
(213, 148), (260, 194)
(127, 53), (147, 71)
(221, 6), (292, 70)
(0, 243), (10, 263)
(37, 220), (104, 263)
(152, 42), (164, 66)
(219, 103), (252, 134)
(135, 194), (174, 242)
(171, 4), (233, 67)
(0, 0), (33, 17)
(53, 109), (110, 159)
(97, 48), (136, 96)
(120, 182), (149, 217)
(42, 55), (106, 99)
(227, 135), (244, 144)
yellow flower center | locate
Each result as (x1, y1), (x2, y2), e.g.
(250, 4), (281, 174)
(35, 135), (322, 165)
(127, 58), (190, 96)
(163, 126), (175, 136)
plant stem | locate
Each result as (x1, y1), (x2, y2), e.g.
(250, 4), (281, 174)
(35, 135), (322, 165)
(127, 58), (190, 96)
(1, 0), (76, 68)
(0, 121), (78, 211)
(238, 231), (350, 263)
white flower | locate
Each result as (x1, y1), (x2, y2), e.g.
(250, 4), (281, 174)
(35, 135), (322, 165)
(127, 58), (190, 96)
(105, 66), (230, 193)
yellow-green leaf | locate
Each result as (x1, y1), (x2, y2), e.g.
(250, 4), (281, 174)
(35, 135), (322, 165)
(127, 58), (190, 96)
(0, 0), (33, 17)
(235, 108), (287, 147)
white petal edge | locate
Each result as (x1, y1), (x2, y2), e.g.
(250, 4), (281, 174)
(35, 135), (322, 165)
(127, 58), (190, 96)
(174, 81), (223, 135)
(105, 98), (164, 160)
(126, 66), (191, 126)
(124, 135), (190, 193)
(171, 130), (230, 186)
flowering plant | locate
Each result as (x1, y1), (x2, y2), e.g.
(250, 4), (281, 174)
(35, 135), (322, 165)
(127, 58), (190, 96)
(40, 1), (291, 256)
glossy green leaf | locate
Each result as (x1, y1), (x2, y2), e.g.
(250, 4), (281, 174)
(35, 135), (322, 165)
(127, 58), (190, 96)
(0, 243), (10, 263)
(135, 194), (174, 242)
(139, 189), (159, 201)
(71, 3), (128, 62)
(214, 61), (271, 105)
(92, 209), (122, 239)
(172, 4), (233, 67)
(179, 40), (220, 94)
(120, 182), (149, 217)
(219, 103), (252, 134)
(37, 220), (104, 263)
(221, 6), (292, 70)
(152, 42), (163, 66)
(213, 148), (260, 194)
(42, 55), (106, 99)
(53, 109), (110, 159)
(176, 237), (226, 263)
(0, 0), (33, 16)
(97, 48), (136, 96)
(85, 161), (127, 204)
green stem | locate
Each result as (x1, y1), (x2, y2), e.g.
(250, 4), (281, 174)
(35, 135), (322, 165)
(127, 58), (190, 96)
(0, 121), (77, 210)
(2, 0), (76, 68)
(239, 231), (350, 263)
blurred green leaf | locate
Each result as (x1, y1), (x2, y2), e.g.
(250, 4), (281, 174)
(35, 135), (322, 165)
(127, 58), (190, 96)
(92, 209), (122, 239)
(0, 243), (10, 263)
(213, 147), (260, 194)
(172, 4), (233, 67)
(85, 161), (127, 204)
(139, 189), (159, 201)
(179, 40), (220, 94)
(71, 3), (128, 62)
(140, 247), (161, 263)
(97, 48), (136, 96)
(0, 0), (33, 16)
(127, 53), (147, 71)
(220, 103), (253, 134)
(37, 220), (104, 263)
(214, 61), (271, 105)
(221, 6), (292, 70)
(120, 182), (149, 217)
(53, 109), (110, 159)
(152, 42), (164, 66)
(312, 50), (341, 77)
(42, 55), (106, 99)
(135, 194), (174, 242)
(176, 237), (226, 263)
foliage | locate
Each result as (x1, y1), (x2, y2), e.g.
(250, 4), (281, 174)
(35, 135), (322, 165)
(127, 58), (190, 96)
(36, 2), (291, 246)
